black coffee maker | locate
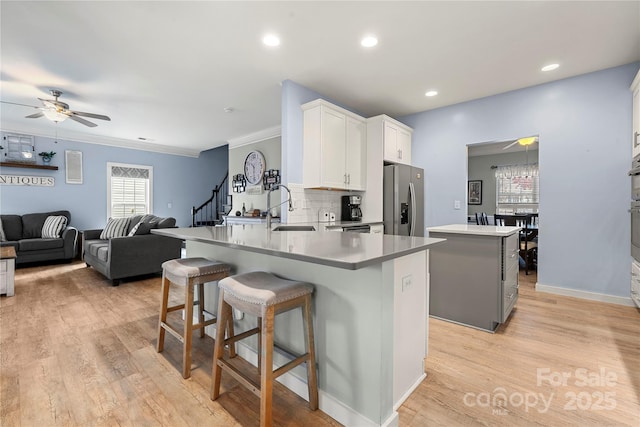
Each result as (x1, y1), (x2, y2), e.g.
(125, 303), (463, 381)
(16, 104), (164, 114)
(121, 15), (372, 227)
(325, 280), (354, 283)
(341, 195), (363, 221)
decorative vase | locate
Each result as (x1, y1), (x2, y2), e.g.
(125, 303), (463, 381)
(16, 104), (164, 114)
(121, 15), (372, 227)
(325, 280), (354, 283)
(42, 157), (51, 164)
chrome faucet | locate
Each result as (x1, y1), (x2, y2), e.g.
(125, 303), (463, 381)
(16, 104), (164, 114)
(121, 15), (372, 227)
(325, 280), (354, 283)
(266, 184), (293, 229)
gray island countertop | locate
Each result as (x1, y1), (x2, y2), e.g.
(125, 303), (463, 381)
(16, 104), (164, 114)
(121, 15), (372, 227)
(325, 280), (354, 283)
(153, 224), (443, 270)
(428, 223), (520, 237)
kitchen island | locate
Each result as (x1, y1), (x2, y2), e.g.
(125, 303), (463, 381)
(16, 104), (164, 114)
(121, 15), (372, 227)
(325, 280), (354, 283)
(153, 225), (443, 426)
(427, 224), (521, 332)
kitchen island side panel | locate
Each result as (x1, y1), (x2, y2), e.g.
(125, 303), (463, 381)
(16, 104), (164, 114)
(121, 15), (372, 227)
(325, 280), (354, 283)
(429, 232), (501, 331)
(188, 241), (397, 426)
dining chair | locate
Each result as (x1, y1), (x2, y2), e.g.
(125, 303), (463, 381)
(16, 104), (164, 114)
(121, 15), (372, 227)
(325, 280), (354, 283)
(475, 212), (489, 225)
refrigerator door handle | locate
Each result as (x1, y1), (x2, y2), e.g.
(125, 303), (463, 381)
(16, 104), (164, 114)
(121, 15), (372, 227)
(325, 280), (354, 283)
(409, 182), (416, 236)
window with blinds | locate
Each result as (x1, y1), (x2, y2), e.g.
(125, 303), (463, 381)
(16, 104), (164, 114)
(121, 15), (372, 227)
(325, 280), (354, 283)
(107, 163), (153, 218)
(495, 163), (539, 214)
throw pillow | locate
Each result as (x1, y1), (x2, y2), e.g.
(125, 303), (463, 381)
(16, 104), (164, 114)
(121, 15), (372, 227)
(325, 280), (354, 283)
(127, 221), (156, 236)
(100, 217), (131, 239)
(41, 215), (68, 238)
(0, 218), (5, 242)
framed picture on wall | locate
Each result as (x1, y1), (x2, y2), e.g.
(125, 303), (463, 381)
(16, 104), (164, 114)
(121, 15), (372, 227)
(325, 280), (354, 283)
(468, 180), (482, 205)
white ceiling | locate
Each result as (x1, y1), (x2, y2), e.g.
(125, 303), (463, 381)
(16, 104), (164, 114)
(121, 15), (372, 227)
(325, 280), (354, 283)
(1, 1), (639, 157)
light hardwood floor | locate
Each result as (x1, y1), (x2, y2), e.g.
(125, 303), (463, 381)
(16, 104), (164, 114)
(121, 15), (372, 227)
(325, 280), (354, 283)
(1, 261), (639, 426)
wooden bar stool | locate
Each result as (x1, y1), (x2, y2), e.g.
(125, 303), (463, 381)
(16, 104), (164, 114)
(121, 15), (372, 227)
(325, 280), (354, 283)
(210, 271), (318, 427)
(157, 257), (231, 379)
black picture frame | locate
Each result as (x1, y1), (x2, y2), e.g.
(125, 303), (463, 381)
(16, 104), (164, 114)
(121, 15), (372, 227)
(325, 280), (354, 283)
(468, 180), (482, 205)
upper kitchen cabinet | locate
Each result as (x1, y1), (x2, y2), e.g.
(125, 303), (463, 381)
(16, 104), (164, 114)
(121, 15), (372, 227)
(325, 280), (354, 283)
(302, 99), (366, 191)
(368, 115), (413, 165)
(632, 69), (640, 158)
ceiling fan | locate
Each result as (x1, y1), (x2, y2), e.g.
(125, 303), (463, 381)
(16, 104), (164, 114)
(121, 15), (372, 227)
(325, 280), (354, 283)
(503, 136), (538, 150)
(1, 89), (111, 127)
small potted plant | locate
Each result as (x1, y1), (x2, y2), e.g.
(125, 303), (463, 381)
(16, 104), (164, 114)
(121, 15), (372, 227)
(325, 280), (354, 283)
(38, 151), (56, 164)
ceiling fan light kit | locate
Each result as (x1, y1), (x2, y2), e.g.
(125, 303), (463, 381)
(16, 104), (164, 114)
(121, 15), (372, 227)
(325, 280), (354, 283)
(42, 109), (69, 123)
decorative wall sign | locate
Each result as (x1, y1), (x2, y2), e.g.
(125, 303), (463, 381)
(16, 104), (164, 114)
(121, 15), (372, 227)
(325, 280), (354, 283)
(0, 174), (55, 186)
(246, 185), (263, 195)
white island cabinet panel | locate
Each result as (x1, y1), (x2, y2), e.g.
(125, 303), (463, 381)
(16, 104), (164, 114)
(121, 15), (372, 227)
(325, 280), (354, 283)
(153, 225), (443, 426)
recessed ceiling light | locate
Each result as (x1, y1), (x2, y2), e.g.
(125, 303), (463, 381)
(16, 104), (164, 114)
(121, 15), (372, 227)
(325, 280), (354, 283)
(361, 36), (378, 48)
(262, 34), (280, 47)
(425, 90), (438, 97)
(224, 107), (234, 113)
(541, 63), (559, 72)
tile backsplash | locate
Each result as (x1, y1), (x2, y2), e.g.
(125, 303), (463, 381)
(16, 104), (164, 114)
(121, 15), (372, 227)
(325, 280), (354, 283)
(286, 183), (353, 223)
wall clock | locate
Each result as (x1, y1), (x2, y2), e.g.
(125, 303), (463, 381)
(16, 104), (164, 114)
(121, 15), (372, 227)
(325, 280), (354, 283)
(243, 150), (266, 185)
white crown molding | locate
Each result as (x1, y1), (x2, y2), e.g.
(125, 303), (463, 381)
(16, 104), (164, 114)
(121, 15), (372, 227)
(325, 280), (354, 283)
(227, 125), (281, 149)
(0, 124), (201, 158)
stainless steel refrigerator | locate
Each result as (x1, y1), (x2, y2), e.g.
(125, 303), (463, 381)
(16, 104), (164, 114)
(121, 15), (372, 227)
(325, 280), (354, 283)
(383, 164), (424, 236)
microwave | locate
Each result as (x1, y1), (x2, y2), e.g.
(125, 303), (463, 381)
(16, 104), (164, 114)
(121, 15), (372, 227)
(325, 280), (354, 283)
(629, 155), (640, 200)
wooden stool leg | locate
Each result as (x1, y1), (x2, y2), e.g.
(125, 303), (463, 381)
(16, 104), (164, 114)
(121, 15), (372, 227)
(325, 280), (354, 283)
(211, 289), (231, 400)
(198, 282), (205, 338)
(260, 306), (275, 427)
(157, 272), (170, 352)
(227, 311), (236, 358)
(303, 295), (319, 410)
(183, 279), (195, 379)
(257, 317), (262, 368)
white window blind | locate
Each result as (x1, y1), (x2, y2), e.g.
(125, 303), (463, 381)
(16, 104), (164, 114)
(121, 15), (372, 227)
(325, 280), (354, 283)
(495, 163), (539, 214)
(107, 163), (153, 218)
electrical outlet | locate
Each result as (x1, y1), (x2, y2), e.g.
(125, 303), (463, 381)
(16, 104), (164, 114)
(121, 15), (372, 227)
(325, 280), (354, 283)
(454, 200), (461, 210)
(402, 275), (412, 292)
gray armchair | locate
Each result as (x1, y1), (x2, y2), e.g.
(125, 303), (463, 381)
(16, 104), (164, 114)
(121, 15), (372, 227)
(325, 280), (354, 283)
(83, 215), (182, 286)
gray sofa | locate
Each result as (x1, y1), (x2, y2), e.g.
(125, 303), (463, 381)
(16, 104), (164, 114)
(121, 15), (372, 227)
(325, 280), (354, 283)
(83, 215), (182, 286)
(0, 210), (78, 264)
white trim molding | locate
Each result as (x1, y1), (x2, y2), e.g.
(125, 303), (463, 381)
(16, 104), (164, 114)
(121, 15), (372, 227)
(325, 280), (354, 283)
(227, 125), (281, 148)
(535, 282), (637, 307)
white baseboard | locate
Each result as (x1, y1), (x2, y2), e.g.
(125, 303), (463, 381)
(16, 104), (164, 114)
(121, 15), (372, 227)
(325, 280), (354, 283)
(207, 325), (391, 427)
(393, 373), (426, 411)
(535, 282), (636, 306)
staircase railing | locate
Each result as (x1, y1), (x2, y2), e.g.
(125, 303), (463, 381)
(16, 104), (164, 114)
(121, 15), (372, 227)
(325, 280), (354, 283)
(191, 172), (231, 227)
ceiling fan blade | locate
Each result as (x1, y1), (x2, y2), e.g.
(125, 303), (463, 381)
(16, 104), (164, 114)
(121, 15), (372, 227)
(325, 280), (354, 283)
(68, 115), (97, 127)
(1, 100), (40, 109)
(25, 112), (44, 119)
(70, 110), (111, 121)
(503, 140), (519, 150)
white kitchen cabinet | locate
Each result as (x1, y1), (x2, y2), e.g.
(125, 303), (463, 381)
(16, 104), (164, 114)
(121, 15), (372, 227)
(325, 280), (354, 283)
(369, 115), (413, 165)
(632, 69), (640, 158)
(302, 99), (366, 191)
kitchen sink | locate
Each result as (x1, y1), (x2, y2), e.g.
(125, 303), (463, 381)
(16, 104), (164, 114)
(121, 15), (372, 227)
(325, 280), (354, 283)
(271, 225), (316, 231)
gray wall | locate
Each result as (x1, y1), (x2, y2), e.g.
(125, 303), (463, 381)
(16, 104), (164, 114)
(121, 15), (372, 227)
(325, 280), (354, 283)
(467, 149), (539, 216)
(402, 63), (639, 298)
(228, 136), (281, 215)
(0, 134), (228, 230)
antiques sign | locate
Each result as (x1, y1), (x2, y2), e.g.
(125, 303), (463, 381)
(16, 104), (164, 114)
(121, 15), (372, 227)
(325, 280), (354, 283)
(0, 174), (55, 186)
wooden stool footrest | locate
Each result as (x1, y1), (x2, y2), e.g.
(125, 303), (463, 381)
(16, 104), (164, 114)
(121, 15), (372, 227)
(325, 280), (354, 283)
(160, 321), (184, 343)
(192, 317), (217, 331)
(224, 327), (259, 346)
(273, 353), (309, 379)
(167, 304), (185, 313)
(218, 359), (261, 398)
